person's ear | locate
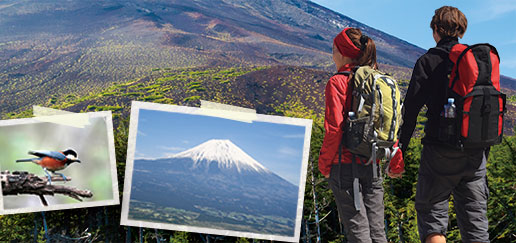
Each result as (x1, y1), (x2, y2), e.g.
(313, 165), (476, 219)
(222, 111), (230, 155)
(432, 28), (441, 43)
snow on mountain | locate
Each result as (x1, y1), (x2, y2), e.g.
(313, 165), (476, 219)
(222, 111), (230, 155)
(171, 139), (271, 174)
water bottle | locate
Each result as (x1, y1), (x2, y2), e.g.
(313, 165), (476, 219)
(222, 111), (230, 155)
(444, 98), (456, 118)
(348, 112), (356, 120)
(347, 111), (359, 148)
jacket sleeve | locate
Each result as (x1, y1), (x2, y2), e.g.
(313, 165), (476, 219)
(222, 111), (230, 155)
(318, 76), (347, 176)
(399, 55), (431, 152)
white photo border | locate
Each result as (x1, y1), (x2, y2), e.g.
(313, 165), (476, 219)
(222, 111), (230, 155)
(120, 101), (312, 242)
(0, 111), (120, 215)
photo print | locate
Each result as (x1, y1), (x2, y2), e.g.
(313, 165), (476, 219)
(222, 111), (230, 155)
(0, 111), (119, 214)
(121, 101), (312, 242)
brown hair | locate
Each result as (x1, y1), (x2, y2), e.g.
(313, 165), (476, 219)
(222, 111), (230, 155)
(345, 28), (377, 69)
(430, 6), (467, 39)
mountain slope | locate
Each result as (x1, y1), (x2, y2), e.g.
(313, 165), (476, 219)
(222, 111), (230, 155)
(129, 139), (299, 236)
(0, 0), (427, 116)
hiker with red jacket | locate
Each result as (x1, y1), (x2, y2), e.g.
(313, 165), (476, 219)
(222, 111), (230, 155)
(319, 27), (404, 242)
(400, 6), (504, 243)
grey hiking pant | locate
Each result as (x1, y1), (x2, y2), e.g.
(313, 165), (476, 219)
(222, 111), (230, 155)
(328, 163), (387, 243)
(416, 144), (489, 243)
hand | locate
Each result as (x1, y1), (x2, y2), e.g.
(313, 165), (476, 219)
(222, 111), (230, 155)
(387, 168), (404, 178)
(387, 146), (404, 179)
(324, 174), (330, 179)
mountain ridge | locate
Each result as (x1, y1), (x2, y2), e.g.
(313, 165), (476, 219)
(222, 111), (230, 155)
(169, 139), (271, 174)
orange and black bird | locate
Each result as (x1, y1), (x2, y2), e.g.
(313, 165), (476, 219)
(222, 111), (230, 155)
(16, 148), (81, 184)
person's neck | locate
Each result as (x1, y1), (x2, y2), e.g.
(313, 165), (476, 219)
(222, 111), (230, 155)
(337, 63), (354, 72)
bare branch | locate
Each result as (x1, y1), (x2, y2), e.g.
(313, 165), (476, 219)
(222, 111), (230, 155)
(1, 171), (93, 206)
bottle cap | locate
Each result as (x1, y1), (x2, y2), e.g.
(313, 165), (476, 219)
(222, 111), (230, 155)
(448, 98), (454, 103)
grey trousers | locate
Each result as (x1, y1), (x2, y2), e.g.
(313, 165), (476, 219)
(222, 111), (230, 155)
(416, 144), (490, 243)
(328, 163), (387, 243)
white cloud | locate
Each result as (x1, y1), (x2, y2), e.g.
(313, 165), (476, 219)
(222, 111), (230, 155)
(281, 133), (305, 139)
(158, 145), (185, 152)
(134, 152), (148, 160)
(156, 146), (186, 158)
(278, 146), (300, 157)
(161, 152), (179, 158)
(470, 0), (516, 22)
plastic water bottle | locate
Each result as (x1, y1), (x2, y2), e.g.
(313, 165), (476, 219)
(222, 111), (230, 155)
(347, 111), (360, 147)
(444, 98), (456, 118)
(348, 112), (356, 120)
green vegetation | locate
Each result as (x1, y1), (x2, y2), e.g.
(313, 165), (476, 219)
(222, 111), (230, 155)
(1, 65), (514, 242)
(0, 35), (214, 116)
(129, 201), (294, 236)
(86, 105), (123, 112)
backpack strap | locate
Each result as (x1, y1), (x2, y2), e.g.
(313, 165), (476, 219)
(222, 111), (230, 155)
(450, 44), (472, 90)
(333, 71), (351, 77)
(351, 154), (361, 211)
(337, 132), (361, 211)
(431, 45), (456, 101)
(371, 143), (378, 178)
(338, 98), (361, 212)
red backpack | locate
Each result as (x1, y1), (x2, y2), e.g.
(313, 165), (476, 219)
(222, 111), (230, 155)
(439, 43), (506, 149)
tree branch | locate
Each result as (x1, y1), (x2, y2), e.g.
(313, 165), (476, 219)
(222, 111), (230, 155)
(1, 171), (93, 206)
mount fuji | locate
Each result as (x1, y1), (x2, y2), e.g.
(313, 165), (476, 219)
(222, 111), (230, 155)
(170, 139), (271, 173)
(129, 139), (300, 236)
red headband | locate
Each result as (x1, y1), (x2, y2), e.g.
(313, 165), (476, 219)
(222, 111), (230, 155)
(333, 27), (361, 59)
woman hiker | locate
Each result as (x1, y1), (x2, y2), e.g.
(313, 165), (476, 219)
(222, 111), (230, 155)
(318, 27), (404, 242)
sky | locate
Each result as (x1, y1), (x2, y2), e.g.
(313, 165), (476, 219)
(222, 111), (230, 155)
(134, 109), (307, 186)
(311, 0), (516, 78)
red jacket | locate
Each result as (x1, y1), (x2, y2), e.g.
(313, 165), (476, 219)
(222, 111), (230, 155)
(318, 64), (404, 176)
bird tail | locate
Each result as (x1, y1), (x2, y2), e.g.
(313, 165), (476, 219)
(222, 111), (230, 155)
(16, 158), (36, 162)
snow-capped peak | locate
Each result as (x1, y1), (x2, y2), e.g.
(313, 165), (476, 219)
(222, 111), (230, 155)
(171, 139), (271, 173)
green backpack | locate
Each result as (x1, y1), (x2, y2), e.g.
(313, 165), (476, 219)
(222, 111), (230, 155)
(335, 66), (403, 211)
(338, 66), (403, 177)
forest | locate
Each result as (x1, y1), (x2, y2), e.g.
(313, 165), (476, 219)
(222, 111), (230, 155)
(0, 64), (515, 242)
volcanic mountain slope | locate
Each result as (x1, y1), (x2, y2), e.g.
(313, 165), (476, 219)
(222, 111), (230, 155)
(129, 139), (299, 236)
(0, 0), (428, 116)
(28, 63), (513, 136)
(170, 139), (270, 173)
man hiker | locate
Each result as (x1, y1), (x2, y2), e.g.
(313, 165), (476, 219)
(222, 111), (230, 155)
(399, 6), (501, 243)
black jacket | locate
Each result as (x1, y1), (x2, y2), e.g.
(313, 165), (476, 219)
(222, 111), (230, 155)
(400, 37), (459, 152)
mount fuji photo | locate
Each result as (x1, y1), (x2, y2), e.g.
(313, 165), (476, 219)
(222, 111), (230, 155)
(121, 101), (312, 242)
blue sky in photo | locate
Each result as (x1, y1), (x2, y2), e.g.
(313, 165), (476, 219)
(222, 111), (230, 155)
(134, 109), (307, 186)
(311, 0), (516, 78)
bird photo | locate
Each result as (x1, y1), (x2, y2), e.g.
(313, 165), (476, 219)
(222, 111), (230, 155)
(16, 148), (81, 184)
(0, 111), (119, 214)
